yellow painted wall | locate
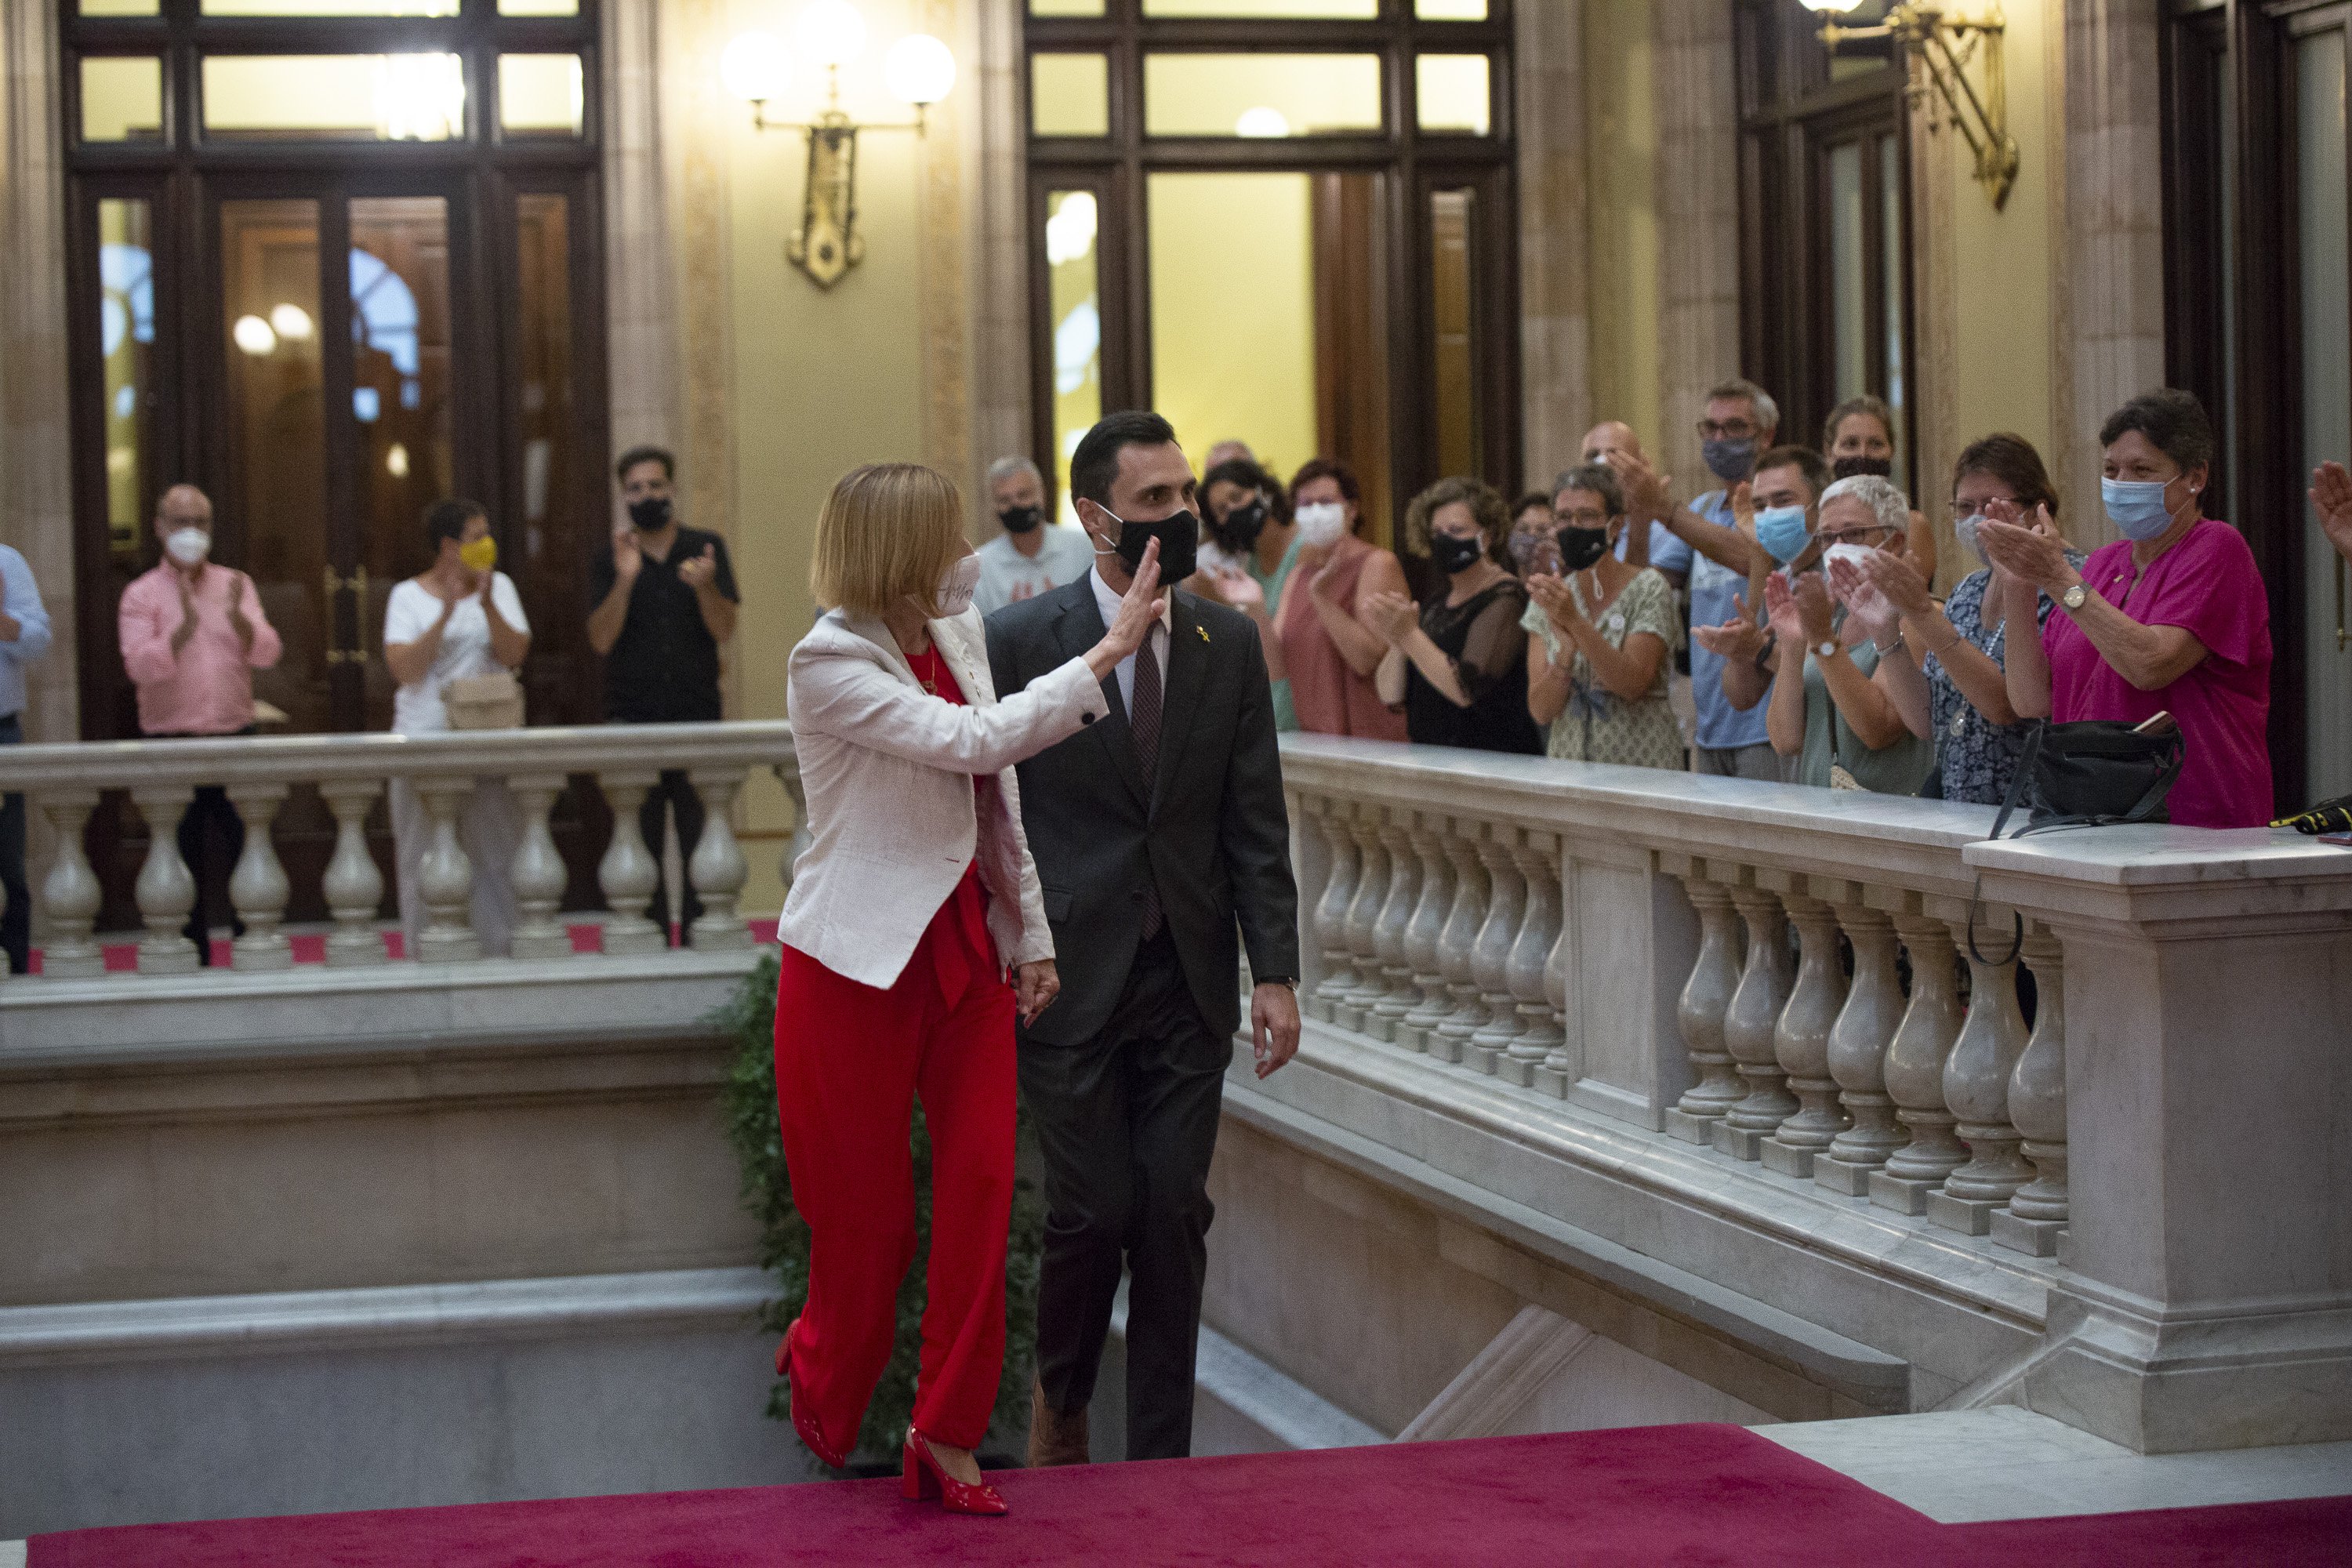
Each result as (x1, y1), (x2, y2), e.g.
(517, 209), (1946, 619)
(717, 0), (938, 913)
(1582, 0), (1663, 456)
(1146, 171), (1320, 477)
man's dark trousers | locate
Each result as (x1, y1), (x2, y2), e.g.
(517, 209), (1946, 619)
(987, 577), (1298, 1463)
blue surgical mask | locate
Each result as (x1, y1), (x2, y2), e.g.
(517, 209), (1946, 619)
(1703, 437), (1758, 485)
(1953, 512), (1989, 568)
(1755, 504), (1811, 564)
(2102, 475), (2179, 541)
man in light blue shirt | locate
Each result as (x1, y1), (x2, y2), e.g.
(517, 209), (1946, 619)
(0, 545), (53, 973)
(974, 456), (1096, 616)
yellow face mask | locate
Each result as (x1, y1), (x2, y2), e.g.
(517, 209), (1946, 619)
(458, 535), (498, 574)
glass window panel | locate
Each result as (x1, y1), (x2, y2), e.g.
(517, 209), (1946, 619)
(203, 54), (466, 141)
(500, 0), (579, 13)
(1416, 0), (1486, 16)
(220, 198), (332, 733)
(80, 0), (160, 16)
(1143, 0), (1374, 17)
(81, 57), (165, 143)
(1428, 187), (1479, 478)
(1032, 53), (1109, 138)
(202, 0), (459, 13)
(1044, 190), (1103, 525)
(1030, 0), (1104, 16)
(1417, 54), (1489, 135)
(98, 199), (155, 568)
(1149, 172), (1319, 481)
(1828, 139), (1867, 401)
(499, 53), (584, 136)
(1143, 53), (1381, 138)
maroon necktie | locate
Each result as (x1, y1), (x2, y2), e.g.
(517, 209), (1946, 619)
(1129, 629), (1163, 939)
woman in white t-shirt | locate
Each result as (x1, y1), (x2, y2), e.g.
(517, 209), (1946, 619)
(383, 499), (532, 955)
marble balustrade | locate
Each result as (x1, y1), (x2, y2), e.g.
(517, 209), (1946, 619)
(1276, 735), (2352, 1453)
(0, 722), (797, 970)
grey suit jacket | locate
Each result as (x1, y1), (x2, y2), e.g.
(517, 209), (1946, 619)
(985, 577), (1300, 1047)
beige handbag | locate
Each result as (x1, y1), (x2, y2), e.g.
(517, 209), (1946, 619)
(444, 671), (524, 730)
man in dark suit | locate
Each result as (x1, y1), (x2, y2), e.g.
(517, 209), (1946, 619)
(985, 411), (1301, 1465)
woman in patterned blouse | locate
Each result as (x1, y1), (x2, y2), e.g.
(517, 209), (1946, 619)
(1519, 463), (1685, 770)
(1849, 434), (2082, 804)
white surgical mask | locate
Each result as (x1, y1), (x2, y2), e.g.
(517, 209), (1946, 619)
(933, 554), (982, 618)
(1822, 541), (1880, 575)
(165, 526), (211, 567)
(1294, 501), (1348, 547)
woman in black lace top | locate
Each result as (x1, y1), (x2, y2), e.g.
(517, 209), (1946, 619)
(1366, 478), (1544, 755)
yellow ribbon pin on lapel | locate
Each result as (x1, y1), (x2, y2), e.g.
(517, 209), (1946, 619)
(1196, 625), (1210, 643)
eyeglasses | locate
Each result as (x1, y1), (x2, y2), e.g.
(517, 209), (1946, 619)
(1696, 419), (1757, 441)
(1817, 526), (1894, 546)
(1554, 508), (1610, 529)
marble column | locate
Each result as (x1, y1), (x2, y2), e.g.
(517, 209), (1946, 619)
(1929, 909), (2037, 1235)
(1367, 811), (1423, 1043)
(225, 783), (292, 971)
(597, 771), (664, 956)
(1500, 831), (1566, 1087)
(34, 792), (103, 978)
(506, 774), (572, 961)
(318, 780), (387, 967)
(1335, 805), (1391, 1033)
(1467, 826), (1529, 1072)
(132, 789), (198, 975)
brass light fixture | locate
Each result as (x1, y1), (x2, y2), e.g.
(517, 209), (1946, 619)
(723, 3), (957, 289)
(1801, 2), (2020, 211)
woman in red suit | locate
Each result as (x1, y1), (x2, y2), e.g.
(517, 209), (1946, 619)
(775, 463), (1162, 1515)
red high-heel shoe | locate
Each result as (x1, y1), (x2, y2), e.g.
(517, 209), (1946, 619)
(778, 1319), (848, 1470)
(902, 1429), (1008, 1517)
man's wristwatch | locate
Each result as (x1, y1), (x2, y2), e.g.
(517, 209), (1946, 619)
(1257, 975), (1298, 990)
(2060, 583), (2088, 612)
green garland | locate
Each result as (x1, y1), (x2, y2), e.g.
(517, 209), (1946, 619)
(711, 949), (1045, 1465)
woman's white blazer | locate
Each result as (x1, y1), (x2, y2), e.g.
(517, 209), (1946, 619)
(777, 604), (1109, 990)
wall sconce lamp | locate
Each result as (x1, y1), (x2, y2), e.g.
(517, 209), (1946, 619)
(1800, 2), (2019, 211)
(723, 2), (957, 289)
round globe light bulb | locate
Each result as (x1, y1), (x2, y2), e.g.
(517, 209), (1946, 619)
(884, 33), (956, 107)
(232, 314), (278, 357)
(269, 302), (314, 342)
(1235, 106), (1290, 139)
(720, 30), (792, 102)
(798, 0), (869, 70)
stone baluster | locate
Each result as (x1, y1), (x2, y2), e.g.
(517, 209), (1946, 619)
(1714, 873), (1795, 1159)
(1466, 825), (1529, 1073)
(318, 780), (387, 967)
(1929, 906), (2037, 1235)
(688, 768), (753, 951)
(1500, 832), (1565, 1088)
(1871, 902), (1969, 1214)
(506, 773), (572, 960)
(1664, 858), (1744, 1144)
(1396, 818), (1457, 1054)
(1366, 811), (1423, 1043)
(1537, 886), (1576, 1097)
(1334, 805), (1391, 1033)
(36, 791), (104, 978)
(597, 770), (665, 955)
(1760, 876), (1852, 1178)
(225, 783), (292, 971)
(1816, 888), (1908, 1195)
(1307, 797), (1360, 1023)
(132, 787), (198, 975)
(412, 776), (481, 963)
(1994, 924), (2070, 1256)
(1429, 826), (1490, 1065)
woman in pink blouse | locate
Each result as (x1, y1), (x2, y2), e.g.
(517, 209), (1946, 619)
(1981, 389), (2273, 829)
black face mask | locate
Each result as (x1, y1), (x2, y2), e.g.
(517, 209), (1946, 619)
(1097, 506), (1200, 585)
(1432, 532), (1486, 575)
(1832, 455), (1895, 481)
(1217, 498), (1270, 554)
(998, 504), (1044, 535)
(1556, 525), (1611, 573)
(627, 495), (673, 532)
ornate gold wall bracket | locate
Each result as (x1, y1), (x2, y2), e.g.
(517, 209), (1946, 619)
(1813, 2), (2020, 211)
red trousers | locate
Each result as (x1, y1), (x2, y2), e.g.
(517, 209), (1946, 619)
(773, 873), (1015, 1452)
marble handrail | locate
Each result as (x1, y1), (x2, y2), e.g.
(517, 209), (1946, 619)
(1276, 735), (2352, 1295)
(0, 722), (798, 975)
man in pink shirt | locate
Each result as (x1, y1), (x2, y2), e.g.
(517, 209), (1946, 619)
(117, 484), (283, 963)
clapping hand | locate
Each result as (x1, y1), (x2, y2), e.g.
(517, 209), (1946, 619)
(1210, 567), (1265, 614)
(612, 522), (644, 583)
(1526, 572), (1581, 628)
(1761, 572), (1808, 646)
(1978, 503), (2071, 593)
(1730, 480), (1756, 540)
(1825, 552), (1900, 645)
(677, 543), (719, 591)
(1857, 547), (1934, 619)
(1361, 588), (1418, 645)
(1692, 590), (1767, 662)
(2313, 462), (2352, 566)
(225, 570), (257, 652)
(1613, 450), (1673, 521)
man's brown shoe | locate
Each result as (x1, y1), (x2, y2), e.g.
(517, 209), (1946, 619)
(1026, 1380), (1091, 1468)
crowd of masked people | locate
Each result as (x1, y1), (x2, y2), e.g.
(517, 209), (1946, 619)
(980, 380), (2324, 833)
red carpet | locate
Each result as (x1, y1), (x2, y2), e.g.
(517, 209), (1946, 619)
(31, 1425), (1945, 1567)
(1944, 1493), (2352, 1565)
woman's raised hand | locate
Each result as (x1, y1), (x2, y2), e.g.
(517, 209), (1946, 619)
(1361, 588), (1418, 645)
(1857, 546), (1934, 619)
(1087, 538), (1165, 677)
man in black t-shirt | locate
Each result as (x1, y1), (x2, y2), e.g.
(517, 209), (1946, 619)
(590, 445), (741, 942)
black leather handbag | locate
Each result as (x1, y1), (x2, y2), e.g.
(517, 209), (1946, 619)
(1969, 717), (2186, 962)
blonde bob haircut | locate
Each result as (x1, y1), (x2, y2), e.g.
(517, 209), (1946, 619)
(810, 463), (968, 620)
